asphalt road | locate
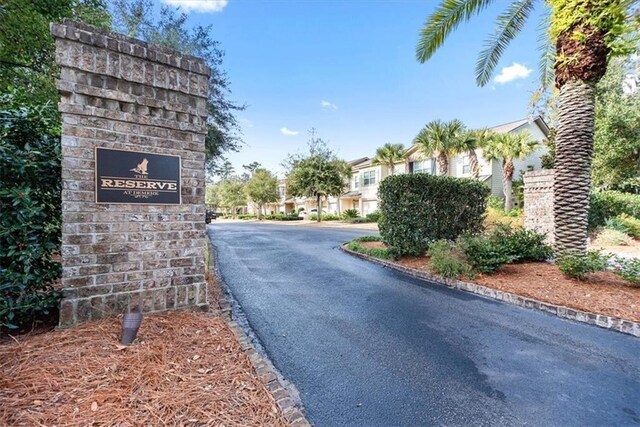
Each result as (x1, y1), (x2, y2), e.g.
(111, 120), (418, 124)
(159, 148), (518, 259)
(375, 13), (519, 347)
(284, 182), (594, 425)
(207, 222), (640, 427)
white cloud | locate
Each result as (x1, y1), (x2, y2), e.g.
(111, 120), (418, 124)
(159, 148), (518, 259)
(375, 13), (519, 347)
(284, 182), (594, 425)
(320, 100), (338, 110)
(162, 0), (228, 13)
(280, 127), (299, 136)
(494, 63), (532, 84)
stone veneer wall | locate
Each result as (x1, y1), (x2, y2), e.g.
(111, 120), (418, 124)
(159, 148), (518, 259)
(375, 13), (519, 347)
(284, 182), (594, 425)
(52, 20), (210, 326)
(523, 169), (555, 244)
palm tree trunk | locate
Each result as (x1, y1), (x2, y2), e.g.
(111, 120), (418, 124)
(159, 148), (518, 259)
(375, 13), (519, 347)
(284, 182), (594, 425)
(553, 80), (596, 254)
(503, 159), (514, 212)
(437, 152), (448, 176)
(468, 150), (480, 179)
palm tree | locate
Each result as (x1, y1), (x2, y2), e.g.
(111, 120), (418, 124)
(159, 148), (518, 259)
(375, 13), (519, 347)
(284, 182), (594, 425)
(459, 129), (494, 179)
(483, 132), (537, 212)
(416, 1), (629, 254)
(372, 143), (407, 176)
(414, 119), (465, 175)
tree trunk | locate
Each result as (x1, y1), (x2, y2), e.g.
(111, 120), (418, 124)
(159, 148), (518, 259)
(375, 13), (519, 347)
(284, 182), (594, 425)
(554, 80), (596, 254)
(502, 159), (514, 212)
(437, 152), (448, 176)
(316, 194), (322, 222)
(390, 163), (395, 176)
(468, 150), (480, 179)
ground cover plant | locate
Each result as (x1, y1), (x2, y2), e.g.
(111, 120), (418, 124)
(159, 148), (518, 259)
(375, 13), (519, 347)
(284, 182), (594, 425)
(345, 236), (390, 260)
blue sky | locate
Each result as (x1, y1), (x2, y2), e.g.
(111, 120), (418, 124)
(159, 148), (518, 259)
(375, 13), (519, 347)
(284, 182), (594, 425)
(163, 0), (547, 176)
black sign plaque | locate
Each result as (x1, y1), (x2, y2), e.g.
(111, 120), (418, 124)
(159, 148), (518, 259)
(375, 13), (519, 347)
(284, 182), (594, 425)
(95, 148), (181, 204)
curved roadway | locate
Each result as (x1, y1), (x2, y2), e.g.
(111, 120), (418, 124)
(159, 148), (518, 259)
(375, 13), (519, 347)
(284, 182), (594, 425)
(207, 222), (640, 427)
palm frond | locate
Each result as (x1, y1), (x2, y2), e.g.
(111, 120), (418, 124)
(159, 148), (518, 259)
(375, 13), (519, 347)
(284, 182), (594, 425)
(475, 0), (535, 86)
(537, 6), (555, 91)
(416, 0), (495, 63)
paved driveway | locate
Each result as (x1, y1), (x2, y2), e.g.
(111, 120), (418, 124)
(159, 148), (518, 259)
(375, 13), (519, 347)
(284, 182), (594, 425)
(207, 222), (640, 427)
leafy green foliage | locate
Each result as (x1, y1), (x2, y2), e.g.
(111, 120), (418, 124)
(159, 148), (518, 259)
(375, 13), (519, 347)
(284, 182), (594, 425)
(612, 257), (640, 286)
(589, 191), (640, 230)
(487, 195), (505, 211)
(218, 178), (246, 218)
(352, 235), (383, 243)
(308, 213), (341, 221)
(592, 57), (640, 192)
(378, 174), (489, 257)
(457, 234), (514, 274)
(427, 240), (474, 279)
(346, 241), (391, 260)
(618, 214), (640, 239)
(111, 0), (245, 177)
(262, 213), (301, 221)
(556, 250), (609, 280)
(285, 135), (351, 222)
(489, 224), (553, 262)
(245, 168), (278, 219)
(371, 143), (406, 175)
(0, 103), (63, 330)
(365, 211), (381, 222)
(342, 209), (360, 219)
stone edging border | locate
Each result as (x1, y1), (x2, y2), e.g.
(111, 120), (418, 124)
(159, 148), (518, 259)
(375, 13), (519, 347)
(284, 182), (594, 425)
(206, 240), (311, 426)
(340, 244), (640, 338)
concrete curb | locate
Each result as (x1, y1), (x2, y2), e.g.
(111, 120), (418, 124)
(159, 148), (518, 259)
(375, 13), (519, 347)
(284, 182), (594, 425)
(206, 240), (311, 426)
(340, 244), (640, 338)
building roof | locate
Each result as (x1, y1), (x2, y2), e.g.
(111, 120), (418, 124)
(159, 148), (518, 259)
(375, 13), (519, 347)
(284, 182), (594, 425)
(348, 157), (370, 166)
(489, 116), (550, 137)
(341, 190), (362, 198)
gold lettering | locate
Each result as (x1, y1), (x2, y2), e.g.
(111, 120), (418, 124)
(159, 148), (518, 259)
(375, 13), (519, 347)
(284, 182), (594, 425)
(146, 182), (157, 189)
(125, 180), (135, 188)
(114, 180), (125, 187)
(168, 183), (177, 190)
(101, 179), (114, 187)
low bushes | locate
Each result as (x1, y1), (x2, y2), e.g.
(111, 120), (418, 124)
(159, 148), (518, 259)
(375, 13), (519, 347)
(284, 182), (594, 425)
(593, 229), (633, 246)
(1, 103), (63, 330)
(378, 174), (489, 257)
(365, 211), (381, 222)
(457, 235), (514, 274)
(489, 224), (553, 262)
(428, 240), (473, 278)
(589, 191), (640, 230)
(618, 214), (640, 238)
(308, 213), (341, 221)
(556, 250), (610, 280)
(612, 258), (640, 285)
(342, 209), (359, 219)
(346, 235), (390, 259)
(264, 213), (301, 221)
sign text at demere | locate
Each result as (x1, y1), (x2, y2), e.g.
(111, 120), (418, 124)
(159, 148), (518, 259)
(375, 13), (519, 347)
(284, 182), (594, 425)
(95, 148), (181, 204)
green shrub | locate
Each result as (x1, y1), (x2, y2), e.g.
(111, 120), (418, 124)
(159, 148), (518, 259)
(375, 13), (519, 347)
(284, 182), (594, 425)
(593, 229), (633, 246)
(612, 257), (640, 286)
(489, 224), (553, 262)
(353, 235), (382, 242)
(604, 216), (630, 234)
(458, 235), (514, 274)
(428, 240), (474, 279)
(342, 208), (360, 219)
(487, 195), (504, 211)
(556, 250), (609, 280)
(378, 174), (489, 257)
(506, 208), (523, 218)
(589, 191), (640, 230)
(238, 214), (257, 220)
(346, 240), (391, 260)
(618, 214), (640, 238)
(1, 102), (63, 330)
(266, 213), (301, 221)
(365, 211), (381, 222)
(344, 217), (373, 224)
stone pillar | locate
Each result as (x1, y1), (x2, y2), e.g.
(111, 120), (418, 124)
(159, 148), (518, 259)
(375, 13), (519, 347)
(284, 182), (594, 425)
(523, 170), (555, 245)
(52, 20), (210, 326)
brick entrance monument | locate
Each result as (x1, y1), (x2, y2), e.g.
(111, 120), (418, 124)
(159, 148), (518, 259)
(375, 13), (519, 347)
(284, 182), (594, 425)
(52, 20), (210, 325)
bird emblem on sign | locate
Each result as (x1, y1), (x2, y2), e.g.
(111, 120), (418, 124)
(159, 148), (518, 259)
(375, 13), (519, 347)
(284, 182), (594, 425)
(130, 158), (149, 175)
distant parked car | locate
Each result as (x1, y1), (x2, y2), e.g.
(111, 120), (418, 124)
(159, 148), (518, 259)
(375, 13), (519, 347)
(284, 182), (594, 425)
(298, 208), (326, 218)
(205, 210), (217, 224)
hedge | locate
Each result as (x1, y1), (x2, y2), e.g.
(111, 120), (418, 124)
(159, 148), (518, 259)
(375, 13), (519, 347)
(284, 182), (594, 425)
(378, 174), (489, 257)
(589, 191), (640, 230)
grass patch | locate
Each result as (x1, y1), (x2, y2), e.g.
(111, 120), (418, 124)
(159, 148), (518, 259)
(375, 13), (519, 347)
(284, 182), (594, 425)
(346, 236), (390, 259)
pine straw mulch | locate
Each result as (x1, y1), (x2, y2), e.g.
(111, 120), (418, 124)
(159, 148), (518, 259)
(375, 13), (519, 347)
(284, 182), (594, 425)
(358, 242), (640, 323)
(0, 310), (287, 426)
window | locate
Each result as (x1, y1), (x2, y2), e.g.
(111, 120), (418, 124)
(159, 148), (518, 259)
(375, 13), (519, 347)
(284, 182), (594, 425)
(462, 155), (470, 174)
(353, 174), (359, 189)
(363, 170), (376, 186)
(277, 186), (285, 197)
(412, 159), (433, 174)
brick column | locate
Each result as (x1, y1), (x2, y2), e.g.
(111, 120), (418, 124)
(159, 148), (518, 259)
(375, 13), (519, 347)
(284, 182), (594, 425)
(52, 20), (210, 325)
(523, 170), (555, 245)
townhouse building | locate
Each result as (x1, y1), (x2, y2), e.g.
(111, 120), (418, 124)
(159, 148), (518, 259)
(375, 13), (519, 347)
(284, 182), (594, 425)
(251, 116), (550, 216)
